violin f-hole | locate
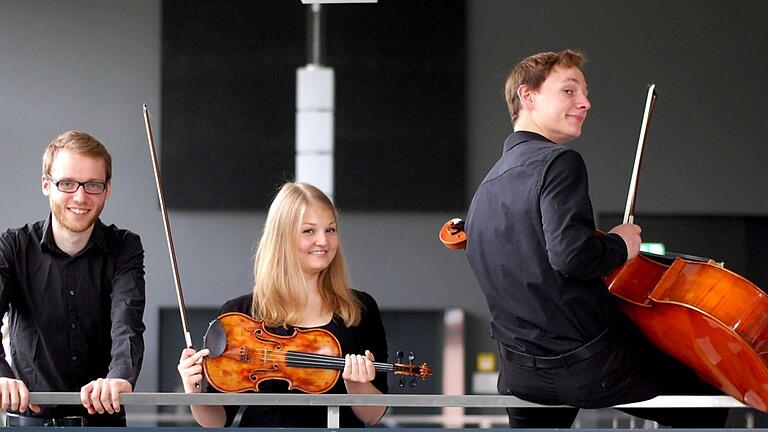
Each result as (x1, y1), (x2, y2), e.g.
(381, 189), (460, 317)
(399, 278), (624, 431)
(254, 328), (283, 350)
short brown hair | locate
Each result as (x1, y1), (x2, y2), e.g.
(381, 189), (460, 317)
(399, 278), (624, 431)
(504, 50), (587, 125)
(42, 131), (112, 180)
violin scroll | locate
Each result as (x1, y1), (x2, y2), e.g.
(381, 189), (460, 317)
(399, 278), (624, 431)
(439, 218), (467, 250)
(395, 350), (432, 387)
(393, 362), (432, 381)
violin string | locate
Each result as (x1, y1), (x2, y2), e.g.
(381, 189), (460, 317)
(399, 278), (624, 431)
(260, 351), (396, 372)
(222, 347), (406, 372)
(250, 347), (377, 364)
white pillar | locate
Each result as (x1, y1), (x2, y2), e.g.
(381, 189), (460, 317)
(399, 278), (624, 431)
(295, 65), (335, 201)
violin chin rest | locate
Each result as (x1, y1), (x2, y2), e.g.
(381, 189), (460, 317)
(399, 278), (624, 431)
(203, 318), (227, 358)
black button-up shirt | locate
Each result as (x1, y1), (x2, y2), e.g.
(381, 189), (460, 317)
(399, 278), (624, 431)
(466, 131), (627, 355)
(0, 214), (145, 408)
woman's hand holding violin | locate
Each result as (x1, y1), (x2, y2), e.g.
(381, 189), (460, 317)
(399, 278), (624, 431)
(177, 348), (210, 393)
(341, 350), (385, 425)
(177, 347), (227, 427)
(342, 350), (376, 384)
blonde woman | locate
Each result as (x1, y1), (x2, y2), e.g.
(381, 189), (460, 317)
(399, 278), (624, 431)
(177, 182), (387, 427)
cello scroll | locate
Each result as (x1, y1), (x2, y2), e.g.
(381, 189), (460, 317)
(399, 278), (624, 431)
(439, 218), (467, 250)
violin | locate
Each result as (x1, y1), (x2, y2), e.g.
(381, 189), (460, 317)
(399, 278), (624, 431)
(202, 312), (432, 393)
(142, 106), (431, 395)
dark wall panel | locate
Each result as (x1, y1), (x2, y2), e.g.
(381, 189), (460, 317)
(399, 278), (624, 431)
(328, 2), (466, 211)
(161, 0), (465, 210)
(162, 0), (304, 210)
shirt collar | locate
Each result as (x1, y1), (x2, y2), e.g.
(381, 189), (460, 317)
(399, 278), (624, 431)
(40, 213), (109, 255)
(503, 130), (554, 153)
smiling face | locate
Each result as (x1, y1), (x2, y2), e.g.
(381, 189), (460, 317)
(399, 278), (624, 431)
(42, 149), (111, 235)
(295, 202), (338, 278)
(518, 66), (591, 144)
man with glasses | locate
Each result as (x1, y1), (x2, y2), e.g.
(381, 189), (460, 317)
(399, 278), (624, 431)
(0, 131), (145, 426)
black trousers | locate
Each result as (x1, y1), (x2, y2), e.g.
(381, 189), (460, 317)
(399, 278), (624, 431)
(499, 317), (729, 428)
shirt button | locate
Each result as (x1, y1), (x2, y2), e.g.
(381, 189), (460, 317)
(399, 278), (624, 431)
(69, 289), (75, 296)
(70, 322), (76, 329)
(71, 355), (78, 361)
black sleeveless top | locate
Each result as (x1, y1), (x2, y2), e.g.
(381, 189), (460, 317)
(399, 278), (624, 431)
(206, 290), (388, 427)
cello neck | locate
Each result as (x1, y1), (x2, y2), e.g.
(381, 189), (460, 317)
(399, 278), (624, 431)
(623, 84), (658, 225)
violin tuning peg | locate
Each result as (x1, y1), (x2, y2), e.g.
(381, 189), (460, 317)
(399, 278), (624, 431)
(408, 351), (415, 363)
(398, 376), (406, 388)
(409, 377), (418, 388)
(396, 351), (404, 361)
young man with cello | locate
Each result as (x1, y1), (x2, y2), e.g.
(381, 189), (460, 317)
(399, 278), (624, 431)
(0, 131), (146, 427)
(464, 50), (727, 427)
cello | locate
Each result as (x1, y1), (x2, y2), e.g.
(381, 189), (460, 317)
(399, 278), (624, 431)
(439, 85), (768, 412)
(604, 85), (768, 411)
(142, 105), (431, 394)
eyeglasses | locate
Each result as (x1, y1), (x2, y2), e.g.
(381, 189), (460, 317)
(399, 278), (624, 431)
(46, 174), (107, 195)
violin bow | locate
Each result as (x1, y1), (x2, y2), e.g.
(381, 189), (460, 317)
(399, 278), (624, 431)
(142, 104), (194, 351)
(623, 84), (658, 224)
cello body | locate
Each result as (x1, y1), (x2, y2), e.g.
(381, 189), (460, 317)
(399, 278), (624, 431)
(606, 254), (768, 411)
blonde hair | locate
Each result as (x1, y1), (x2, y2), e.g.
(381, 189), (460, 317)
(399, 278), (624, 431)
(42, 130), (112, 180)
(252, 182), (361, 327)
(504, 49), (587, 125)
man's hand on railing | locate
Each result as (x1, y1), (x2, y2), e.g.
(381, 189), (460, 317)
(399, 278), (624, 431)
(0, 377), (41, 414)
(79, 378), (132, 415)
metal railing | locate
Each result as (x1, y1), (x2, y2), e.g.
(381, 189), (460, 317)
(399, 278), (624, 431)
(22, 393), (748, 428)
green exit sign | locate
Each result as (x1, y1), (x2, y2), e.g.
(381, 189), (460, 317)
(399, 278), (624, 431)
(640, 242), (666, 255)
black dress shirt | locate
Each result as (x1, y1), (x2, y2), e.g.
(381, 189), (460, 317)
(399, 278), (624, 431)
(207, 290), (388, 428)
(465, 131), (627, 355)
(0, 214), (145, 418)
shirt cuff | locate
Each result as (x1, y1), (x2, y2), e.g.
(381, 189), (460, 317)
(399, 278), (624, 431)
(0, 360), (16, 379)
(107, 366), (139, 387)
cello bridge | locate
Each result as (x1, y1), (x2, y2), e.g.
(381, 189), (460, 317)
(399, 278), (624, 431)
(707, 259), (725, 268)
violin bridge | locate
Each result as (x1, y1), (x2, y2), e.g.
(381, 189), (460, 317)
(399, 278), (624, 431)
(239, 346), (250, 363)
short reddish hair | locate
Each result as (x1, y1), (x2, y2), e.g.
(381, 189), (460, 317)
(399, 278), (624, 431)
(42, 130), (112, 180)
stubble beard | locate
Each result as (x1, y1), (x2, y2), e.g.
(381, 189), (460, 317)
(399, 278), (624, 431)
(51, 199), (103, 233)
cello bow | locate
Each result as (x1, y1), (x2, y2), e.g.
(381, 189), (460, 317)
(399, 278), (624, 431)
(622, 83), (657, 224)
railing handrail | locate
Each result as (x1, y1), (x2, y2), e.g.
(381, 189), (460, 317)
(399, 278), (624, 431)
(26, 392), (748, 408)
